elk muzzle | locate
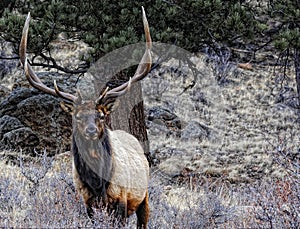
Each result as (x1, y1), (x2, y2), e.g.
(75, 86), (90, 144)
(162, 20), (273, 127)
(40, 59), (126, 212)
(85, 123), (99, 140)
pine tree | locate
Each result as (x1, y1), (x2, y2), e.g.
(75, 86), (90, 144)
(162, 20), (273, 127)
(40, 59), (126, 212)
(0, 0), (259, 73)
(268, 0), (300, 107)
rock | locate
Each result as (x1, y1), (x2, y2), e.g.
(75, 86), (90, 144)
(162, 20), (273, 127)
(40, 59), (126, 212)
(147, 106), (178, 122)
(0, 115), (24, 139)
(0, 85), (10, 103)
(0, 115), (39, 156)
(181, 121), (209, 141)
(0, 87), (72, 155)
(153, 147), (187, 162)
(190, 90), (209, 105)
(146, 106), (182, 138)
(1, 127), (39, 150)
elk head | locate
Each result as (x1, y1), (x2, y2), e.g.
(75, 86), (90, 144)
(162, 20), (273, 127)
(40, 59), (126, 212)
(19, 7), (152, 142)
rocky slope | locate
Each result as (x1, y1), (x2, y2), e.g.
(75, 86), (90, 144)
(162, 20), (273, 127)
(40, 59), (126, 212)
(143, 55), (299, 182)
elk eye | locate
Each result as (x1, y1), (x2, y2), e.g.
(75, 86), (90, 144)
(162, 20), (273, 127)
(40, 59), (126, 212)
(96, 112), (105, 120)
(75, 113), (82, 120)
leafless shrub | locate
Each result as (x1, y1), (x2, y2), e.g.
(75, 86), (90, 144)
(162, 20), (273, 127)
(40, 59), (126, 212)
(204, 46), (235, 84)
(1, 157), (238, 228)
(0, 152), (120, 228)
(246, 177), (299, 229)
(233, 139), (300, 229)
(147, 174), (236, 229)
(1, 144), (299, 228)
(19, 150), (53, 195)
(272, 142), (300, 182)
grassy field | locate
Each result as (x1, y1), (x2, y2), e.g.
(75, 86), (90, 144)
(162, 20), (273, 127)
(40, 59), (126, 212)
(1, 45), (300, 227)
(0, 150), (299, 228)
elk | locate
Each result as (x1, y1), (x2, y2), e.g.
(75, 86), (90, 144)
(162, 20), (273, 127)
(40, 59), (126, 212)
(19, 7), (151, 228)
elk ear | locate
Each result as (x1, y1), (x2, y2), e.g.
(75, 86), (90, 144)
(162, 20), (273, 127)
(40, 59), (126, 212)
(105, 99), (119, 114)
(60, 101), (74, 115)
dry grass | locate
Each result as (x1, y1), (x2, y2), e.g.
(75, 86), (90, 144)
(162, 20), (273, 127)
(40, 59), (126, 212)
(143, 53), (300, 183)
(1, 42), (300, 227)
(1, 150), (299, 228)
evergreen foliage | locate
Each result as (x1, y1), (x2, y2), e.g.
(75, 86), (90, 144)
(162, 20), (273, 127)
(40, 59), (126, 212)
(0, 0), (260, 72)
(268, 0), (300, 51)
(266, 0), (300, 106)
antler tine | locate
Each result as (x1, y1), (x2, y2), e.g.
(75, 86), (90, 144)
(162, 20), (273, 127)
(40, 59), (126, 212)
(100, 6), (152, 104)
(19, 13), (77, 103)
(20, 13), (42, 85)
(53, 80), (76, 101)
(104, 77), (133, 98)
(95, 86), (110, 105)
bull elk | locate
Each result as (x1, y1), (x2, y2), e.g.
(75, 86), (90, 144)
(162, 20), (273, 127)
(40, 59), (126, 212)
(19, 7), (152, 228)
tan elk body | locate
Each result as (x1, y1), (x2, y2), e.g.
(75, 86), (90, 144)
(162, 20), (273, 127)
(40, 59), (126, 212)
(19, 7), (152, 228)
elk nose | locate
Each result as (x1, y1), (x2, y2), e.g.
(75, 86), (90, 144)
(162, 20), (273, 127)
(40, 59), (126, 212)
(86, 125), (97, 136)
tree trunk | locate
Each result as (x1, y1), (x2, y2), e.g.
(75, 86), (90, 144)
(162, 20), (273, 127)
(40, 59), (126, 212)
(294, 48), (300, 112)
(110, 81), (149, 154)
(88, 67), (149, 155)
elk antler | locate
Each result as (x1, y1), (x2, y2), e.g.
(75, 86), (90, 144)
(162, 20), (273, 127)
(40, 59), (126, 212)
(96, 6), (152, 106)
(20, 6), (152, 105)
(20, 13), (78, 103)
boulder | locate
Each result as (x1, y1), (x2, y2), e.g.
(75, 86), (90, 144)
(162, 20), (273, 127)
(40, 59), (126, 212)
(181, 121), (210, 141)
(0, 86), (72, 155)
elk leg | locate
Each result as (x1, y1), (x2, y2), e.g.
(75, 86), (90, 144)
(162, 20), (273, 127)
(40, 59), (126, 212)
(136, 191), (149, 229)
(107, 199), (127, 226)
(85, 197), (96, 222)
(86, 205), (94, 220)
(73, 163), (95, 220)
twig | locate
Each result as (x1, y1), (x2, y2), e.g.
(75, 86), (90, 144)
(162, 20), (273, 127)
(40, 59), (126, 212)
(29, 53), (89, 74)
(0, 55), (19, 60)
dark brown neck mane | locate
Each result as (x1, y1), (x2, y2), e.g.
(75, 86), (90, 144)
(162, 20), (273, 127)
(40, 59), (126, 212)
(72, 128), (113, 198)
